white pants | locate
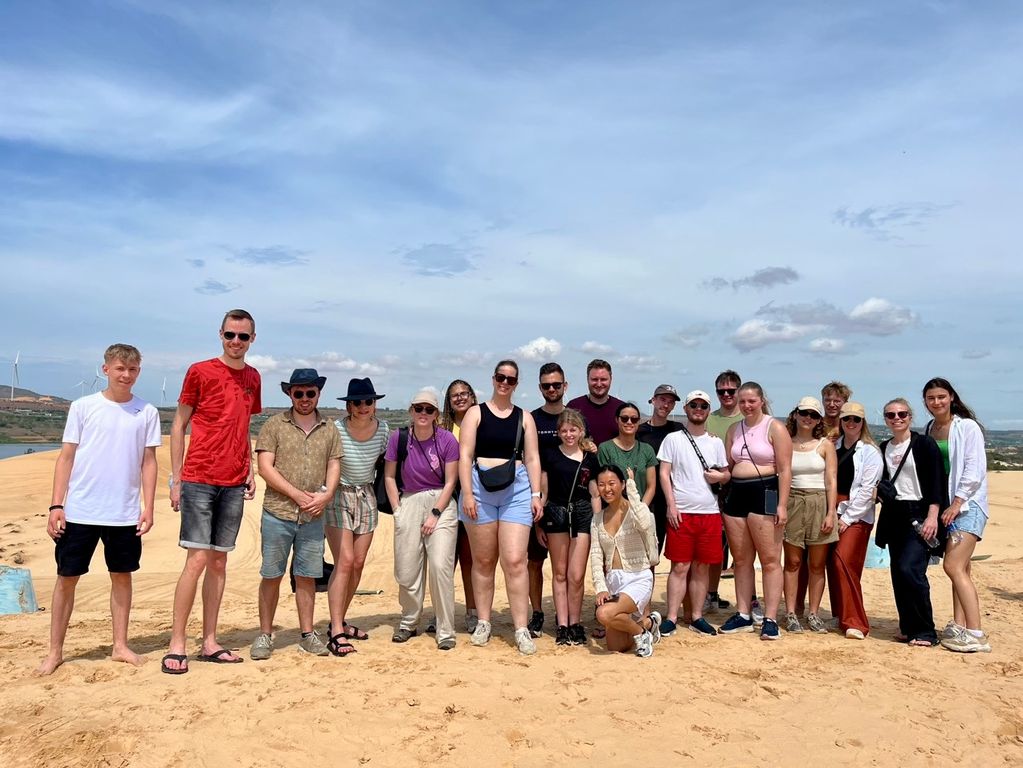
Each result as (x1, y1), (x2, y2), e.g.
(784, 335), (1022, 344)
(393, 489), (458, 644)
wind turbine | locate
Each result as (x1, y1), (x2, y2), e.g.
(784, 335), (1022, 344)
(73, 380), (86, 398)
(90, 366), (103, 392)
(9, 351), (18, 401)
(161, 377), (167, 407)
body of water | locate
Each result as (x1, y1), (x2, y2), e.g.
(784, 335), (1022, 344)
(0, 443), (62, 460)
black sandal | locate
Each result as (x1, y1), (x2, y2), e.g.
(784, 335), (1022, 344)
(327, 633), (357, 657)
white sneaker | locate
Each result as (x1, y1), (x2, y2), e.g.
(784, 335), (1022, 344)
(514, 627), (537, 655)
(634, 630), (654, 658)
(470, 619), (492, 647)
(941, 629), (991, 653)
(845, 628), (865, 640)
(751, 600), (764, 627)
(941, 620), (963, 640)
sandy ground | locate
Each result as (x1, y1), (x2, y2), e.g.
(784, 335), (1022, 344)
(1, 444), (1021, 767)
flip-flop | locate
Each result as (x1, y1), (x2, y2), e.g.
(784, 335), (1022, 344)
(327, 633), (357, 657)
(908, 638), (937, 647)
(195, 648), (244, 664)
(342, 622), (369, 641)
(161, 653), (189, 675)
(893, 633), (909, 643)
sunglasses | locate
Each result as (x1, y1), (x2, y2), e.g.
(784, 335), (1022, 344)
(716, 388), (737, 396)
(494, 373), (518, 385)
(884, 411), (909, 420)
(413, 404), (437, 415)
(290, 389), (318, 399)
(350, 399), (375, 407)
(222, 331), (252, 341)
(841, 415), (863, 424)
(540, 382), (564, 390)
(618, 415), (641, 424)
(796, 409), (822, 419)
(450, 391), (473, 401)
(687, 402), (710, 411)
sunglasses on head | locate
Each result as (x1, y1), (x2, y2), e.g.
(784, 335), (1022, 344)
(716, 387), (737, 396)
(413, 404), (437, 415)
(618, 415), (640, 424)
(841, 415), (863, 424)
(687, 402), (710, 411)
(494, 373), (518, 385)
(290, 389), (318, 399)
(350, 399), (375, 407)
(796, 409), (822, 419)
(540, 382), (564, 390)
(884, 410), (909, 420)
(222, 331), (252, 341)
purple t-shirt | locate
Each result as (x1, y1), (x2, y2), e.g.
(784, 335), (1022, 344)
(385, 427), (459, 495)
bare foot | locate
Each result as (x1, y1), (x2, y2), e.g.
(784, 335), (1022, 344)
(111, 647), (146, 667)
(36, 652), (64, 676)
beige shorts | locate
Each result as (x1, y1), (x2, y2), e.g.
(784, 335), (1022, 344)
(784, 488), (838, 548)
(325, 483), (379, 534)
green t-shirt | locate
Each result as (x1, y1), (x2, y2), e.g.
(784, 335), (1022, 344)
(597, 440), (658, 499)
(706, 410), (744, 442)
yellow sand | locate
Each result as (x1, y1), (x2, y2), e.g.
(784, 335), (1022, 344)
(1, 444), (1021, 767)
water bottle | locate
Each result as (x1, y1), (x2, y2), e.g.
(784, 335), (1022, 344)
(911, 519), (940, 548)
(947, 522), (964, 546)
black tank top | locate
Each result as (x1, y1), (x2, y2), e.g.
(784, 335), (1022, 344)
(475, 403), (524, 459)
(837, 443), (855, 495)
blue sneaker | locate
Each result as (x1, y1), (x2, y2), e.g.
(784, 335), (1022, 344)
(719, 612), (754, 634)
(689, 617), (718, 636)
(659, 617), (678, 636)
(760, 617), (781, 641)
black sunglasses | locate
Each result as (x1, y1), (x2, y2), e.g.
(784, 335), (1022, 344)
(494, 373), (518, 385)
(540, 382), (564, 390)
(413, 404), (437, 415)
(884, 410), (909, 420)
(716, 387), (737, 396)
(222, 331), (252, 341)
(796, 409), (822, 419)
(841, 415), (863, 424)
(290, 389), (318, 399)
(618, 415), (641, 424)
(687, 402), (710, 411)
(350, 399), (375, 407)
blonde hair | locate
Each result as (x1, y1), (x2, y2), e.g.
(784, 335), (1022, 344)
(738, 382), (771, 415)
(557, 408), (596, 452)
(104, 343), (141, 365)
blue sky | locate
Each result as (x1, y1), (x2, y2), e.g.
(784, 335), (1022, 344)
(2, 1), (1021, 426)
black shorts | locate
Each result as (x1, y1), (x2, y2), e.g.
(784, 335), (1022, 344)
(723, 475), (779, 519)
(540, 500), (594, 538)
(528, 523), (549, 562)
(55, 521), (142, 577)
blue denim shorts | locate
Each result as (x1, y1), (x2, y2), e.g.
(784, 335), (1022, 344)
(179, 482), (245, 552)
(460, 464), (533, 527)
(952, 499), (987, 541)
(259, 509), (325, 579)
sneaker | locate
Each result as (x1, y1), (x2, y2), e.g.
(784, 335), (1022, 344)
(437, 637), (456, 651)
(527, 610), (544, 638)
(689, 617), (717, 636)
(515, 627), (537, 655)
(941, 629), (992, 653)
(555, 625), (571, 646)
(714, 593), (732, 610)
(659, 617), (678, 636)
(568, 623), (587, 645)
(702, 595), (715, 614)
(785, 613), (803, 633)
(760, 618), (781, 641)
(298, 632), (329, 656)
(634, 631), (654, 658)
(941, 620), (963, 640)
(426, 619), (436, 635)
(391, 627), (418, 643)
(807, 614), (828, 634)
(465, 612), (479, 634)
(719, 612), (754, 634)
(470, 619), (492, 647)
(250, 632), (274, 660)
(751, 599), (764, 627)
(845, 628), (865, 640)
(648, 612), (662, 645)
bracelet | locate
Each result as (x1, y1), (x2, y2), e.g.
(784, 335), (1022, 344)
(48, 504), (64, 511)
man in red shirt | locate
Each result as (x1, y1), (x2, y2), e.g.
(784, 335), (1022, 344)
(162, 309), (262, 674)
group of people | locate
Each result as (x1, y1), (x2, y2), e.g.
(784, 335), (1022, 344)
(36, 308), (992, 675)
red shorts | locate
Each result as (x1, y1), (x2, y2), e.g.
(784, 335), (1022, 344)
(664, 513), (723, 564)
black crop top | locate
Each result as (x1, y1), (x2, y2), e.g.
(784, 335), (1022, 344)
(475, 403), (524, 459)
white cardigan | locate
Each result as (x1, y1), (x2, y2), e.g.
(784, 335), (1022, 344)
(946, 416), (989, 514)
(590, 478), (659, 595)
(836, 438), (882, 526)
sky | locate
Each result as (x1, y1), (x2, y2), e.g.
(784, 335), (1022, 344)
(1, 1), (1021, 426)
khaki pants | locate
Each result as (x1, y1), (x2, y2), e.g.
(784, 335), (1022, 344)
(393, 489), (458, 644)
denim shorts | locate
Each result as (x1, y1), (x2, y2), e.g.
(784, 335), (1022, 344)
(460, 464), (533, 527)
(179, 482), (245, 552)
(952, 499), (987, 541)
(259, 508), (325, 579)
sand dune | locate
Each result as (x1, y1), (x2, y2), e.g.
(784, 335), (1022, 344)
(1, 444), (1021, 767)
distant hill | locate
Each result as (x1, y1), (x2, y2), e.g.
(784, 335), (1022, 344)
(0, 387), (71, 405)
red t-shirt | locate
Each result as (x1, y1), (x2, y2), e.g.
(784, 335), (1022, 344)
(179, 358), (262, 486)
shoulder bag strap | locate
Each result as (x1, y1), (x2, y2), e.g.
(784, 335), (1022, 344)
(680, 424), (711, 471)
(888, 433), (914, 484)
(740, 420), (767, 486)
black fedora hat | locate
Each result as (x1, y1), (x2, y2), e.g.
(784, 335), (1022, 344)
(281, 368), (327, 395)
(337, 377), (385, 402)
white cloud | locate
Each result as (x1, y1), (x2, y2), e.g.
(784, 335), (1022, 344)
(580, 341), (614, 355)
(846, 298), (917, 336)
(961, 349), (991, 360)
(731, 319), (812, 351)
(253, 351), (387, 377)
(438, 351), (490, 367)
(808, 338), (846, 354)
(614, 355), (663, 372)
(514, 337), (562, 362)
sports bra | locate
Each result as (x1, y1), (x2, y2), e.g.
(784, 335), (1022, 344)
(730, 417), (775, 466)
(475, 403), (524, 459)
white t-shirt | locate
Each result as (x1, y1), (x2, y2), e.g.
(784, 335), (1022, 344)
(657, 430), (726, 514)
(62, 392), (162, 526)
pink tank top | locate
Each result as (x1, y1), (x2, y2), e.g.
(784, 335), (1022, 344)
(730, 417), (775, 466)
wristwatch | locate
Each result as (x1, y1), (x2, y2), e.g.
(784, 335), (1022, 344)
(430, 507), (442, 518)
(531, 491), (542, 499)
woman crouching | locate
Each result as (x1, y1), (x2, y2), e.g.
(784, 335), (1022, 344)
(591, 465), (662, 657)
